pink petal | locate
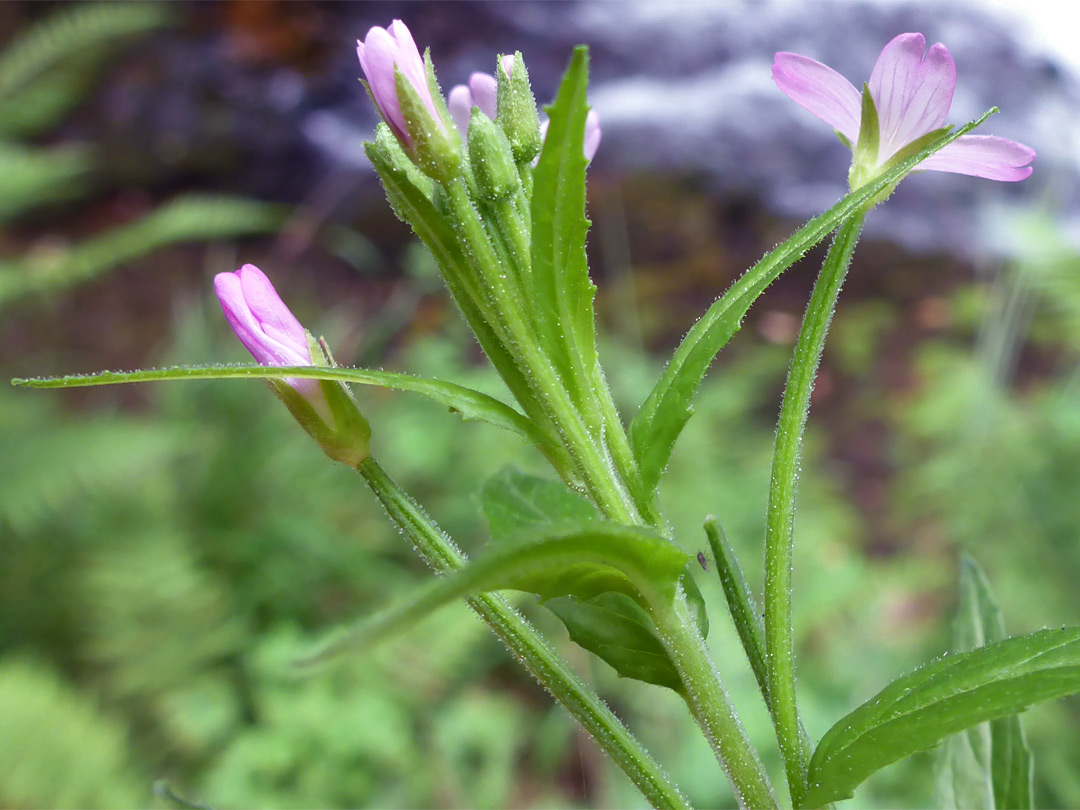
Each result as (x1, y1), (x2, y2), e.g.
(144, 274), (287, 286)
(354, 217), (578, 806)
(467, 72), (498, 121)
(214, 265), (311, 369)
(772, 52), (861, 142)
(386, 20), (431, 111)
(584, 110), (601, 162)
(868, 33), (956, 162)
(917, 135), (1036, 181)
(501, 54), (515, 79)
(447, 84), (474, 133)
(358, 27), (409, 142)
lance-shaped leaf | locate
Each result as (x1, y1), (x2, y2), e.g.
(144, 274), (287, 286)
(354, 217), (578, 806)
(804, 626), (1080, 808)
(530, 46), (602, 428)
(628, 109), (1000, 495)
(301, 522), (689, 666)
(936, 556), (1033, 810)
(481, 467), (704, 692)
(13, 364), (555, 452)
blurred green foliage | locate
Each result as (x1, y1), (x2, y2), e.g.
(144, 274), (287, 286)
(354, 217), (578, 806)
(3, 3), (1080, 808)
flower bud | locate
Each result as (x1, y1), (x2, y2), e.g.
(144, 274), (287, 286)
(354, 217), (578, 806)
(467, 110), (520, 200)
(497, 51), (542, 163)
(215, 264), (371, 466)
(357, 20), (460, 182)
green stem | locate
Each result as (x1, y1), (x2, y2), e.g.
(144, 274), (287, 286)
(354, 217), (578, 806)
(357, 457), (690, 810)
(651, 591), (778, 810)
(706, 519), (814, 764)
(763, 212), (866, 807)
(445, 179), (641, 525)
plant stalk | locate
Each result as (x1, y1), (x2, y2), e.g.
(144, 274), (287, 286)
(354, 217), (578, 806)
(356, 456), (690, 810)
(651, 590), (778, 810)
(763, 212), (866, 808)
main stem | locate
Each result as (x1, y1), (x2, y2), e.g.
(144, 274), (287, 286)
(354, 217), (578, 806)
(652, 592), (778, 810)
(357, 457), (691, 810)
(763, 212), (866, 808)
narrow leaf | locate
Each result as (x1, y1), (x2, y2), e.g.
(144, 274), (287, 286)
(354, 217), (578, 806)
(805, 626), (1080, 807)
(13, 364), (554, 451)
(301, 523), (689, 666)
(629, 109), (999, 494)
(530, 46), (601, 426)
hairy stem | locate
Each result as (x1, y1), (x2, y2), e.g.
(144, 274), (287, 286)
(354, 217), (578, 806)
(763, 212), (866, 807)
(651, 590), (778, 810)
(357, 457), (690, 810)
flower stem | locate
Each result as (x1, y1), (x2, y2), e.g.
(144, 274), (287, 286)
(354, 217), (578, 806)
(444, 179), (641, 525)
(357, 456), (691, 810)
(651, 591), (778, 810)
(763, 212), (866, 808)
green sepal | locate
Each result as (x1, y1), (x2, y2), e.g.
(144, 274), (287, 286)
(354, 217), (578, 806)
(300, 522), (690, 667)
(804, 625), (1080, 808)
(848, 83), (881, 190)
(497, 51), (542, 163)
(395, 62), (460, 183)
(547, 592), (687, 692)
(371, 122), (434, 207)
(468, 109), (520, 200)
(268, 340), (371, 467)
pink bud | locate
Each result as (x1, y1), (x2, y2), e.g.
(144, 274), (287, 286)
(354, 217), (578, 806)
(214, 264), (317, 397)
(357, 20), (443, 146)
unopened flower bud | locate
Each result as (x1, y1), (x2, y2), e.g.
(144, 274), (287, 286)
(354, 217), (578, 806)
(358, 20), (460, 182)
(467, 109), (520, 200)
(215, 264), (371, 466)
(497, 51), (542, 163)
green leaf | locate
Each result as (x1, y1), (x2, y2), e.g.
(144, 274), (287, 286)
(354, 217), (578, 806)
(547, 592), (685, 691)
(629, 109), (1000, 494)
(530, 46), (602, 428)
(13, 364), (556, 453)
(302, 523), (689, 666)
(480, 467), (702, 691)
(482, 466), (598, 541)
(804, 626), (1080, 808)
(935, 556), (1033, 810)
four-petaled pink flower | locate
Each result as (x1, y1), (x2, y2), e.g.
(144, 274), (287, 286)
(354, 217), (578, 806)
(214, 264), (317, 398)
(773, 33), (1035, 187)
(357, 20), (445, 147)
(448, 56), (602, 162)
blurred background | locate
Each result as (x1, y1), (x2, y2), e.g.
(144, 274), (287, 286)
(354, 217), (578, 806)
(2, 1), (1079, 807)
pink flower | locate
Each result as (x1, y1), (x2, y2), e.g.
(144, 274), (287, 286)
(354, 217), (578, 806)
(357, 20), (444, 147)
(772, 33), (1035, 185)
(214, 264), (316, 396)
